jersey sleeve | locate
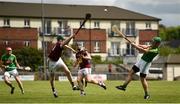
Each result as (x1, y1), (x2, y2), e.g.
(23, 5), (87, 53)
(148, 48), (158, 53)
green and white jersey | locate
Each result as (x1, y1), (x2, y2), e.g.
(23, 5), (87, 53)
(141, 47), (159, 63)
(1, 54), (17, 71)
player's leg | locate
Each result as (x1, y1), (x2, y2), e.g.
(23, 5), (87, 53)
(77, 71), (85, 96)
(139, 62), (151, 99)
(50, 71), (58, 98)
(116, 65), (139, 91)
(14, 75), (24, 94)
(84, 68), (106, 90)
(59, 58), (76, 89)
(12, 69), (24, 94)
(4, 71), (15, 94)
(48, 60), (58, 98)
(140, 73), (150, 99)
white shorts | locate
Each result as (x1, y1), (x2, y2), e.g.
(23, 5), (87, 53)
(78, 68), (91, 77)
(135, 59), (151, 74)
(48, 58), (67, 72)
(4, 69), (19, 78)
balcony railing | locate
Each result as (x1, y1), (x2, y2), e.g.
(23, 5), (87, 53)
(53, 27), (72, 36)
(108, 48), (137, 57)
(108, 48), (121, 56)
(38, 27), (72, 36)
(122, 28), (137, 36)
(108, 28), (138, 37)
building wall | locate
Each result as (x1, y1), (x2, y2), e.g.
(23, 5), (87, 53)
(136, 21), (158, 30)
(165, 64), (180, 81)
(0, 28), (38, 50)
(73, 29), (107, 53)
(139, 30), (158, 44)
(0, 17), (159, 60)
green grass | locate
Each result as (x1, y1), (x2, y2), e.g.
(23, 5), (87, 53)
(0, 80), (180, 103)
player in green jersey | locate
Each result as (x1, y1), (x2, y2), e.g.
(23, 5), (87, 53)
(116, 37), (161, 99)
(0, 47), (24, 94)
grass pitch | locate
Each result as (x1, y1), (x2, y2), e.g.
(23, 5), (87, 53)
(0, 80), (180, 103)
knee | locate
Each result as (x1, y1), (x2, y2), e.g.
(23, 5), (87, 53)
(140, 73), (147, 78)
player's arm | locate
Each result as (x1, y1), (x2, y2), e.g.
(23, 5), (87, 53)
(14, 56), (20, 69)
(131, 42), (149, 53)
(138, 44), (151, 49)
(62, 34), (75, 46)
(0, 58), (6, 69)
(82, 51), (91, 60)
(64, 45), (77, 53)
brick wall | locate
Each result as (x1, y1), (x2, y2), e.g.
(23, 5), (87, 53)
(139, 30), (159, 44)
(73, 29), (107, 53)
(0, 27), (38, 55)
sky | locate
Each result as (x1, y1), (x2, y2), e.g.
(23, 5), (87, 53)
(0, 0), (180, 27)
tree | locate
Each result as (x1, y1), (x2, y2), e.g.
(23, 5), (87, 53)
(159, 25), (180, 41)
(13, 47), (43, 71)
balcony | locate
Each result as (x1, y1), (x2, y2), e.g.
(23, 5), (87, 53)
(108, 48), (137, 57)
(38, 27), (72, 36)
(53, 27), (72, 36)
(122, 28), (137, 37)
(94, 47), (100, 52)
(108, 48), (121, 56)
(107, 28), (138, 37)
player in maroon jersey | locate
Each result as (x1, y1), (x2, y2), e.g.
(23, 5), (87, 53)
(48, 35), (77, 98)
(73, 47), (106, 96)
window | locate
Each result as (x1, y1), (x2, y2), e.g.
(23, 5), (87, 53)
(44, 20), (51, 35)
(111, 42), (120, 56)
(126, 21), (135, 36)
(80, 21), (85, 28)
(94, 21), (100, 28)
(126, 43), (135, 56)
(3, 18), (10, 27)
(57, 20), (69, 35)
(110, 21), (120, 36)
(145, 22), (151, 29)
(3, 41), (9, 45)
(24, 19), (30, 27)
(77, 41), (85, 48)
(24, 41), (30, 47)
(94, 41), (100, 52)
(145, 42), (151, 45)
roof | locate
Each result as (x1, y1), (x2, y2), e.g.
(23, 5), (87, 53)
(0, 2), (161, 21)
(167, 54), (180, 64)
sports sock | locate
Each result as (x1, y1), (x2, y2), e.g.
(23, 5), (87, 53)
(145, 91), (148, 95)
(71, 82), (75, 87)
(52, 87), (55, 92)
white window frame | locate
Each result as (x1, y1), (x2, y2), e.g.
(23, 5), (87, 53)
(94, 41), (100, 52)
(111, 42), (120, 56)
(77, 41), (85, 48)
(94, 21), (100, 28)
(3, 41), (9, 45)
(3, 18), (10, 27)
(24, 41), (30, 47)
(126, 43), (135, 56)
(145, 22), (151, 29)
(44, 19), (52, 35)
(24, 19), (30, 27)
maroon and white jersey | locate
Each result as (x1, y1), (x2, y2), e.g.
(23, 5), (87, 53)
(75, 51), (83, 59)
(48, 42), (63, 61)
(79, 51), (91, 69)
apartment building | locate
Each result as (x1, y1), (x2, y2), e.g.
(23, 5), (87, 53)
(0, 2), (161, 63)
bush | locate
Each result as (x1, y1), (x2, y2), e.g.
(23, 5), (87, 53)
(91, 55), (123, 64)
(159, 46), (180, 56)
(13, 47), (43, 71)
